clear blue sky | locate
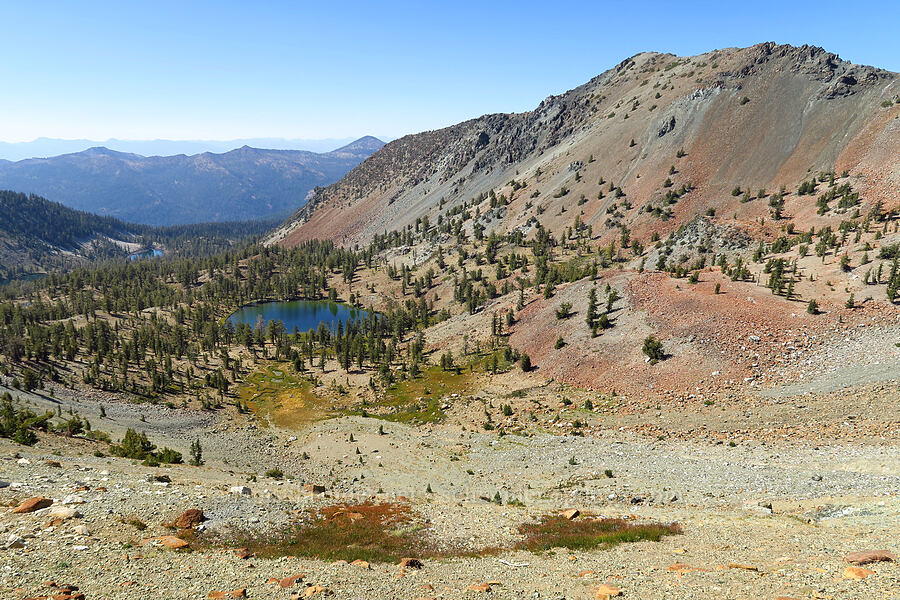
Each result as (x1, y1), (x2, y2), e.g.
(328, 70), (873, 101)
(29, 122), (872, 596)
(1, 0), (897, 142)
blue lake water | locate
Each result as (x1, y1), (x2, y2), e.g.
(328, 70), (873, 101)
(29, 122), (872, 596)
(128, 248), (164, 261)
(226, 300), (369, 332)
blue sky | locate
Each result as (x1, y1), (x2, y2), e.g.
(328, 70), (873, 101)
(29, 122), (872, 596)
(1, 0), (897, 142)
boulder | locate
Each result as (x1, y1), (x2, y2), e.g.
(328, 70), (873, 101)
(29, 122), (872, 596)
(844, 550), (895, 565)
(229, 486), (252, 496)
(399, 557), (423, 569)
(302, 484), (326, 494)
(11, 497), (53, 513)
(595, 584), (623, 599)
(302, 585), (332, 597)
(208, 590), (245, 599)
(48, 506), (80, 520)
(843, 566), (875, 580)
(154, 536), (189, 549)
(279, 573), (305, 588)
(561, 508), (580, 520)
(72, 525), (90, 536)
(176, 509), (205, 528)
(350, 559), (370, 569)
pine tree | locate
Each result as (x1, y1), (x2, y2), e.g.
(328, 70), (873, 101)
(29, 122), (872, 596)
(190, 438), (203, 466)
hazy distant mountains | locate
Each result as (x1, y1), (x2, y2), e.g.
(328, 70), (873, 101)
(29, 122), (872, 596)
(0, 137), (384, 226)
(0, 137), (376, 161)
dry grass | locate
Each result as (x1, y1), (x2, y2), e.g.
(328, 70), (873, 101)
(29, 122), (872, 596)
(516, 515), (681, 552)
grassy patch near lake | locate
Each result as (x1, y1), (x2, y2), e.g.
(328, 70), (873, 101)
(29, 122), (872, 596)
(238, 365), (331, 428)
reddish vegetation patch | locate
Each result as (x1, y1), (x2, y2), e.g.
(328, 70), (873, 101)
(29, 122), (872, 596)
(233, 501), (422, 563)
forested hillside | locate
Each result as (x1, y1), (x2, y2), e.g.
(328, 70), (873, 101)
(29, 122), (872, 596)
(0, 190), (276, 282)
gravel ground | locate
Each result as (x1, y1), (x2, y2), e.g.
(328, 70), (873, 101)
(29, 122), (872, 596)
(1, 406), (898, 600)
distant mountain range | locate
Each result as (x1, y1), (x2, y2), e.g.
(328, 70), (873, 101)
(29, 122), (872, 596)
(0, 137), (384, 226)
(0, 136), (386, 161)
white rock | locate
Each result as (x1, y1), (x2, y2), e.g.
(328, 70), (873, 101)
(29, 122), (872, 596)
(5, 534), (25, 549)
(229, 485), (252, 496)
(16, 458), (30, 466)
(62, 495), (85, 505)
(73, 525), (90, 536)
(48, 506), (80, 519)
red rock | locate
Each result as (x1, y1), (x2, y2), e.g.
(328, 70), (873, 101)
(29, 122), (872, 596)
(175, 509), (205, 528)
(208, 590), (246, 599)
(302, 585), (332, 597)
(843, 566), (875, 580)
(12, 497), (53, 513)
(279, 573), (305, 588)
(844, 550), (896, 565)
(727, 562), (758, 571)
(302, 484), (326, 494)
(399, 557), (423, 569)
(234, 548), (253, 559)
(154, 535), (189, 549)
(350, 559), (370, 569)
(467, 582), (492, 592)
(561, 508), (580, 520)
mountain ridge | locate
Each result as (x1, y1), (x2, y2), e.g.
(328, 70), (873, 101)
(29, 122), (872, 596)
(0, 137), (385, 226)
(273, 42), (898, 249)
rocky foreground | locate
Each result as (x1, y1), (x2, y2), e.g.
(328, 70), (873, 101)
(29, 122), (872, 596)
(1, 409), (898, 600)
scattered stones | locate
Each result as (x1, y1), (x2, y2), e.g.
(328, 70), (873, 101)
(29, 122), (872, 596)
(11, 497), (53, 513)
(844, 550), (896, 565)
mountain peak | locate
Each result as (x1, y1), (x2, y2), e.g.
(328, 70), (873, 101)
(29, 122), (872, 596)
(333, 136), (385, 155)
